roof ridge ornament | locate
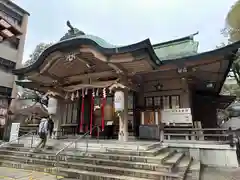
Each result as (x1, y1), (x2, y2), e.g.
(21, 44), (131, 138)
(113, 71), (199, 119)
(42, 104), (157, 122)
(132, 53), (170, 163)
(60, 20), (85, 41)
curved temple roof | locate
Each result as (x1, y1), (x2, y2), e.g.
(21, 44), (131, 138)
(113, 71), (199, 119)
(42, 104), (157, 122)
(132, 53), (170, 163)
(14, 31), (200, 75)
(13, 37), (160, 75)
(13, 28), (240, 96)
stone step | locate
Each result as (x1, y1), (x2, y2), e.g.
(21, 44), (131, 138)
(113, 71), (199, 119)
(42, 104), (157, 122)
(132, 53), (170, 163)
(1, 145), (167, 156)
(17, 137), (159, 151)
(7, 143), (25, 147)
(0, 160), (148, 180)
(186, 160), (201, 180)
(0, 159), (182, 180)
(145, 142), (161, 150)
(0, 154), (174, 173)
(0, 148), (174, 164)
(164, 152), (185, 165)
(105, 146), (166, 156)
(177, 156), (193, 179)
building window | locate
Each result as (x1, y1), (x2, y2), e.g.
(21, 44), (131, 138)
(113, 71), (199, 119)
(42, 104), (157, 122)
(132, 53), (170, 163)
(145, 97), (153, 107)
(61, 101), (79, 124)
(1, 38), (20, 49)
(154, 97), (161, 107)
(171, 95), (180, 109)
(163, 96), (170, 109)
(145, 95), (180, 109)
(0, 4), (22, 26)
(128, 95), (133, 110)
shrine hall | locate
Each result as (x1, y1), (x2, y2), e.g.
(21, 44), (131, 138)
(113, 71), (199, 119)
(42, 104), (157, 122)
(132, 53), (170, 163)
(13, 23), (240, 141)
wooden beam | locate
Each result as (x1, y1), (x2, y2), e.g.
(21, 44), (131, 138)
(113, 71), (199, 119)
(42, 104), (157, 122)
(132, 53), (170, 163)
(65, 70), (117, 82)
(80, 47), (130, 74)
(107, 63), (128, 74)
(44, 71), (65, 84)
(137, 58), (222, 76)
(40, 52), (64, 74)
(62, 79), (119, 92)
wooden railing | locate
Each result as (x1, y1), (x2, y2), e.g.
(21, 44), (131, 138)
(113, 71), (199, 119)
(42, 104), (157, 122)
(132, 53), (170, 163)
(160, 128), (235, 143)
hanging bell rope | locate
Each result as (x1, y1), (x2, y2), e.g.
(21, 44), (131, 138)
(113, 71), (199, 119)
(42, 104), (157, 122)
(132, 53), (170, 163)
(96, 88), (99, 97)
(76, 90), (79, 98)
(79, 89), (85, 132)
(90, 89), (95, 135)
(65, 92), (69, 100)
(71, 92), (74, 101)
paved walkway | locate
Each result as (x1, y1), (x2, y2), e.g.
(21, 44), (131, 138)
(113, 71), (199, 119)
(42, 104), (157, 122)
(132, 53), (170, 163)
(201, 167), (240, 180)
(0, 167), (63, 180)
(2, 166), (240, 180)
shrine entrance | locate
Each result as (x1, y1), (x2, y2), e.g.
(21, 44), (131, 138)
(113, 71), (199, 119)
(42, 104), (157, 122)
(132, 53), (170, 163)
(13, 21), (159, 141)
(12, 22), (240, 141)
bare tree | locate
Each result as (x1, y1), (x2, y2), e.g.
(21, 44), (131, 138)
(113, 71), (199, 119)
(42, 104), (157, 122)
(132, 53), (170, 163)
(24, 42), (53, 67)
(20, 42), (53, 104)
(220, 0), (240, 87)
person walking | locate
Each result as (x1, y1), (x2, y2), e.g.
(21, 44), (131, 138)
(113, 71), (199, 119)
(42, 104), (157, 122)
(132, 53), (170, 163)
(48, 116), (54, 139)
(36, 116), (48, 149)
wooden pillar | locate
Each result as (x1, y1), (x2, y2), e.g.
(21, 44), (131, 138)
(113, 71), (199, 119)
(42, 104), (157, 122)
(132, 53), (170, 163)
(133, 91), (140, 137)
(48, 97), (61, 139)
(118, 88), (129, 142)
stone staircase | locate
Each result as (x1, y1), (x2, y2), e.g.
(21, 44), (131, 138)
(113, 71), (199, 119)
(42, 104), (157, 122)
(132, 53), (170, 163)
(0, 143), (201, 180)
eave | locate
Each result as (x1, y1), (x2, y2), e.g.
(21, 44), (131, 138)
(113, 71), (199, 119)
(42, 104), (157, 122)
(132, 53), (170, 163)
(13, 38), (160, 75)
(152, 32), (199, 48)
(160, 40), (240, 94)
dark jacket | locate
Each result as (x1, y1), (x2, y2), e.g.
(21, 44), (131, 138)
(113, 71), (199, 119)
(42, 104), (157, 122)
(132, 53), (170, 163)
(48, 118), (54, 131)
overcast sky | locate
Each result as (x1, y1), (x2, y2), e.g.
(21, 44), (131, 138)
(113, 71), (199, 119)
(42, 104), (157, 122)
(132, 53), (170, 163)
(13, 0), (237, 62)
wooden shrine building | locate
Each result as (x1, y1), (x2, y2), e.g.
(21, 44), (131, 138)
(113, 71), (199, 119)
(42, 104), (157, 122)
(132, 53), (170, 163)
(13, 22), (240, 140)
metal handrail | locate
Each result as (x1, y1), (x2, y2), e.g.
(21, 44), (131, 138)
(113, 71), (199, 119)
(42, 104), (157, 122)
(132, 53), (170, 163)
(163, 128), (231, 131)
(160, 127), (237, 143)
(0, 130), (35, 148)
(55, 125), (101, 178)
(55, 126), (100, 156)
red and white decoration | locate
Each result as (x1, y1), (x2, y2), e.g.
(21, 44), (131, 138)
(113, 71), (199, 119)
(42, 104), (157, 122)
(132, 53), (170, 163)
(101, 88), (107, 131)
(90, 89), (95, 134)
(79, 89), (85, 132)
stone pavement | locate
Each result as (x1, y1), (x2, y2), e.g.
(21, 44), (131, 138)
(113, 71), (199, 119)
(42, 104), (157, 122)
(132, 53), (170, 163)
(201, 167), (240, 180)
(0, 167), (63, 180)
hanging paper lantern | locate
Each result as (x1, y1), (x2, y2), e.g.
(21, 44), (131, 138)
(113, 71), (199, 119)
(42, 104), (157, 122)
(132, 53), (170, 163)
(48, 97), (58, 114)
(114, 91), (124, 112)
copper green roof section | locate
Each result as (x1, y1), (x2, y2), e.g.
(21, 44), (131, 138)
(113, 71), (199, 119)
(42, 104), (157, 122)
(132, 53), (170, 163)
(153, 32), (199, 60)
(59, 34), (119, 48)
(59, 21), (119, 48)
(13, 38), (160, 75)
